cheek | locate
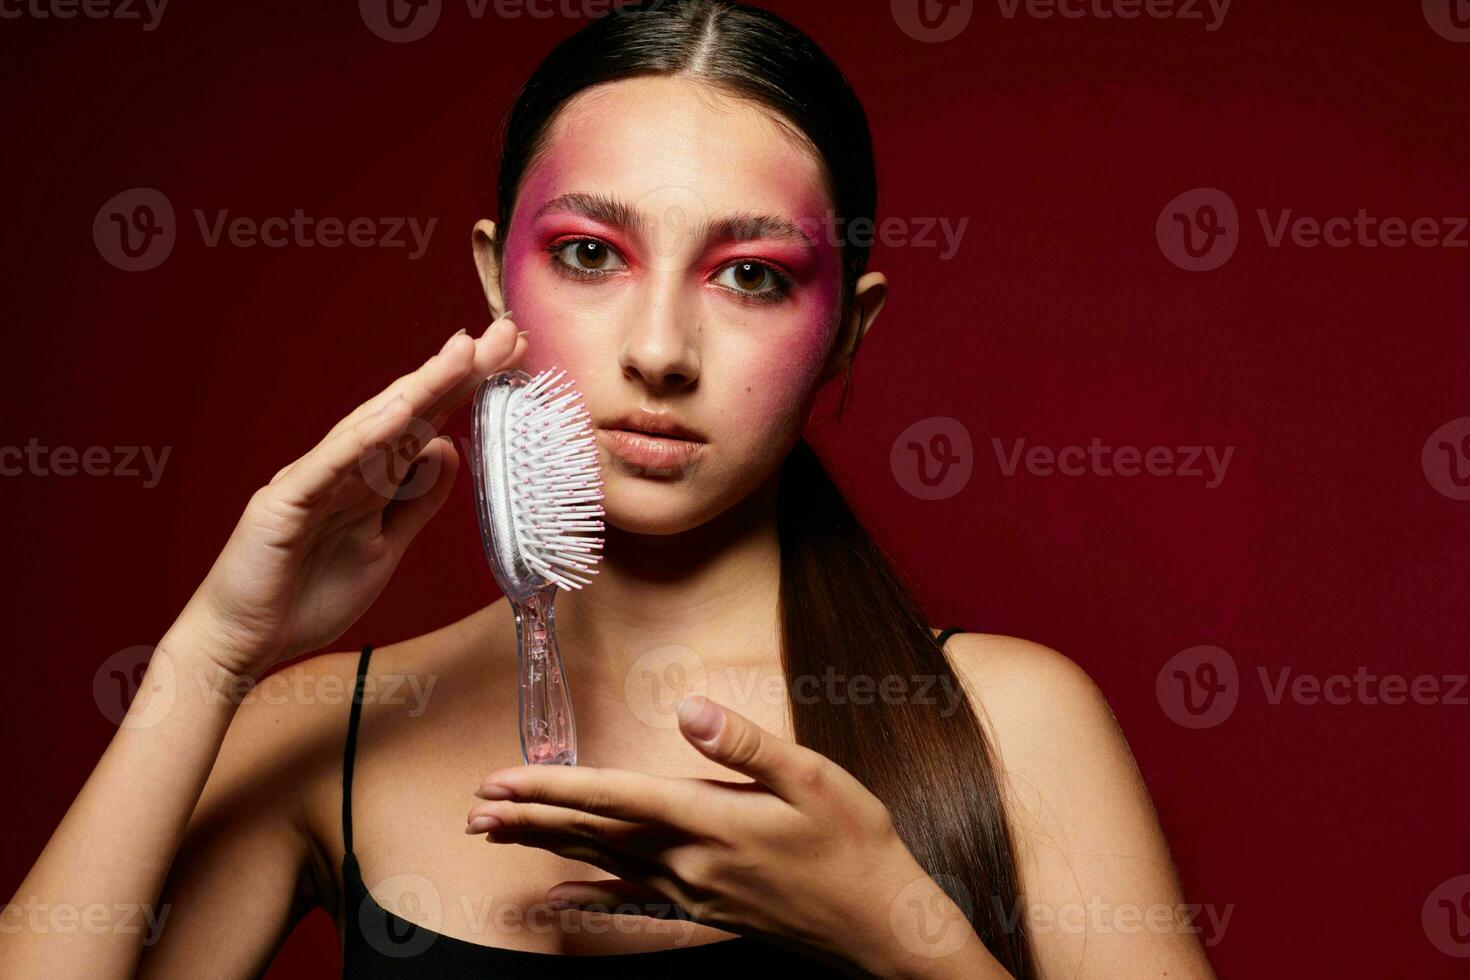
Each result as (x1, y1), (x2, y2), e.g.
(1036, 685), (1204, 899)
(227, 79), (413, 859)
(724, 321), (833, 436)
(501, 236), (590, 379)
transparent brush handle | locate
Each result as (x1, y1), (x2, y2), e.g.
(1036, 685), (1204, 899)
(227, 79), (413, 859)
(511, 588), (577, 766)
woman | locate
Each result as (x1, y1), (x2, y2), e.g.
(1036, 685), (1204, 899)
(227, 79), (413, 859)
(4, 2), (1216, 976)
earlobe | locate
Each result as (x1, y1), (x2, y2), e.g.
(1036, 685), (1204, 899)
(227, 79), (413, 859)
(471, 219), (507, 318)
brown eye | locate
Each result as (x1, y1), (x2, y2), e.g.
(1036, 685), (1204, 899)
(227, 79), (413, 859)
(731, 262), (768, 290)
(715, 260), (791, 300)
(575, 241), (608, 269)
(554, 239), (626, 274)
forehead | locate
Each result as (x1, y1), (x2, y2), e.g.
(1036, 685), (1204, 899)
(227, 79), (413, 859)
(524, 75), (830, 221)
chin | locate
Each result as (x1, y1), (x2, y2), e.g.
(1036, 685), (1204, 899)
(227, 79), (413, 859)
(599, 474), (717, 536)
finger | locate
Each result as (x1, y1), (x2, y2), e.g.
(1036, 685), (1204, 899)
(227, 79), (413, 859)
(267, 393), (418, 512)
(481, 829), (676, 894)
(381, 435), (460, 553)
(467, 799), (653, 851)
(331, 317), (527, 502)
(544, 879), (689, 920)
(474, 766), (709, 836)
(329, 312), (521, 442)
(676, 696), (845, 805)
(273, 324), (486, 513)
(386, 316), (522, 431)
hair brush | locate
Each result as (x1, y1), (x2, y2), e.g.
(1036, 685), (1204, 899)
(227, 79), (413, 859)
(469, 367), (604, 765)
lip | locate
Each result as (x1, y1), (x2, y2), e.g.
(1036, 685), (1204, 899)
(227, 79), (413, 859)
(600, 408), (707, 442)
(597, 429), (704, 473)
(596, 409), (707, 475)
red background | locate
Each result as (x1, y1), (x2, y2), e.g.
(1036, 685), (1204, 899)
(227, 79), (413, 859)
(3, 1), (1468, 975)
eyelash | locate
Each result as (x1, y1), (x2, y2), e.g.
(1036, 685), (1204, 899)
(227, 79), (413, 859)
(546, 237), (796, 305)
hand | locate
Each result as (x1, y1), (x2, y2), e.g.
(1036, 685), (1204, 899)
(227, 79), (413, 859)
(177, 312), (526, 678)
(465, 695), (957, 975)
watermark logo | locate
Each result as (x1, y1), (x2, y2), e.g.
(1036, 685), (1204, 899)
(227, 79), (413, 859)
(360, 0), (442, 42)
(94, 188), (175, 272)
(93, 644), (176, 729)
(629, 184), (709, 271)
(1422, 417), (1470, 501)
(1156, 645), (1238, 729)
(361, 873), (442, 958)
(891, 0), (974, 43)
(1157, 187), (1239, 272)
(890, 872), (975, 957)
(891, 417), (974, 500)
(1424, 874), (1470, 957)
(624, 644), (708, 730)
(1423, 0), (1470, 42)
(359, 417), (444, 503)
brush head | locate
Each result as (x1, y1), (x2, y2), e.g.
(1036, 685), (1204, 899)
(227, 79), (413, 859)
(470, 367), (605, 600)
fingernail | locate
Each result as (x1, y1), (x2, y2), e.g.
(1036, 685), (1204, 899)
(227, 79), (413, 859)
(477, 782), (517, 800)
(546, 898), (573, 911)
(439, 328), (468, 355)
(516, 331), (529, 340)
(676, 696), (723, 742)
(483, 310), (514, 334)
(466, 814), (503, 834)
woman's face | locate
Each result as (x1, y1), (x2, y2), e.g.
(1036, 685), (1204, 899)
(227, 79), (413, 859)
(480, 76), (850, 535)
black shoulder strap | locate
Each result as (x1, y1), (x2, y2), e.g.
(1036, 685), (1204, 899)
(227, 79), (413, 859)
(342, 644), (374, 856)
(935, 626), (966, 647)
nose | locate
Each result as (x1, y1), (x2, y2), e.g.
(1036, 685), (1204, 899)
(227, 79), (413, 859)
(618, 271), (701, 392)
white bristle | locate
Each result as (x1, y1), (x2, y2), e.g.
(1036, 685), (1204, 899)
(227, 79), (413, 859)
(507, 368), (605, 591)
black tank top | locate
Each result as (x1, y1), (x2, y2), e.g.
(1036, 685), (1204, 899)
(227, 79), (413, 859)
(340, 628), (968, 976)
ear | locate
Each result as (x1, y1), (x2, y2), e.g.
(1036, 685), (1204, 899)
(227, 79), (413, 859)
(817, 270), (887, 387)
(471, 218), (508, 318)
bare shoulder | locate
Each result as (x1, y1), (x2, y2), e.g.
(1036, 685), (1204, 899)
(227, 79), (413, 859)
(204, 601), (508, 851)
(930, 630), (1140, 833)
(936, 631), (1117, 746)
(930, 630), (1217, 978)
(220, 599), (505, 754)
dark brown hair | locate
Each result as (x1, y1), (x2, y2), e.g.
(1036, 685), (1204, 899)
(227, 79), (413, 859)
(491, 2), (1032, 973)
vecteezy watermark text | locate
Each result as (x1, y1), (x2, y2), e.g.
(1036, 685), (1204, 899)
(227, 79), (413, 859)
(1, 439), (170, 487)
(1158, 187), (1469, 272)
(0, 898), (169, 944)
(793, 211), (970, 261)
(1157, 645), (1469, 729)
(195, 664), (438, 717)
(0, 0), (167, 30)
(995, 0), (1230, 31)
(94, 188), (438, 271)
(359, 0), (664, 43)
(992, 437), (1234, 489)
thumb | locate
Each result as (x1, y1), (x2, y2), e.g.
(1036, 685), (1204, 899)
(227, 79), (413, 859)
(676, 695), (819, 803)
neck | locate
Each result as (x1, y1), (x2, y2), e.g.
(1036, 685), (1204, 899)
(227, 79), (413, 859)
(548, 466), (785, 687)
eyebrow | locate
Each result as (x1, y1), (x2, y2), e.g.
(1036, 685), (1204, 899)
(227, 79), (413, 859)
(532, 191), (818, 249)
